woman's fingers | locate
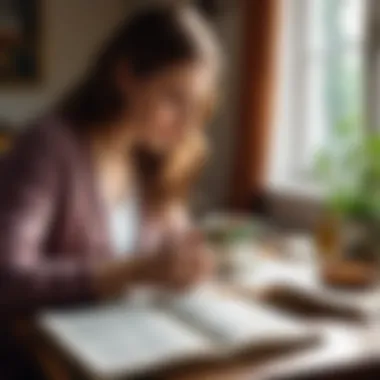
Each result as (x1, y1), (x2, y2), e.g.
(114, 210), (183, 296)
(151, 231), (215, 290)
(184, 229), (204, 245)
(172, 243), (215, 286)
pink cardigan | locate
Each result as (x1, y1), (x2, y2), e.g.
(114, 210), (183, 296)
(0, 117), (154, 314)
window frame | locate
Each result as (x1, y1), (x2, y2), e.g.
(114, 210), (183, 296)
(267, 0), (371, 201)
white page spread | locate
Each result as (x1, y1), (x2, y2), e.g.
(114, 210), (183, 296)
(162, 286), (308, 348)
(38, 286), (312, 379)
(39, 300), (211, 379)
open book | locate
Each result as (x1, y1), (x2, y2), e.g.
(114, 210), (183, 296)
(37, 286), (315, 379)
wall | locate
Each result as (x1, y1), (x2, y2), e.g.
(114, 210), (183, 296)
(196, 0), (243, 212)
(0, 0), (128, 126)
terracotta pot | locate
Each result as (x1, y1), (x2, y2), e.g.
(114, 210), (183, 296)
(321, 259), (378, 289)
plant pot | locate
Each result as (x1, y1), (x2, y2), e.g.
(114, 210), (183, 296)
(341, 220), (380, 263)
(316, 216), (379, 262)
(321, 259), (377, 289)
(316, 216), (379, 288)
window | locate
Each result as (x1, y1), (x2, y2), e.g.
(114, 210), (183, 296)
(269, 0), (367, 197)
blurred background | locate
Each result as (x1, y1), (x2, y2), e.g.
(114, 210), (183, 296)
(0, 0), (373, 227)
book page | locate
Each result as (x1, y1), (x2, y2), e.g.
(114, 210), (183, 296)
(161, 286), (310, 348)
(38, 298), (212, 379)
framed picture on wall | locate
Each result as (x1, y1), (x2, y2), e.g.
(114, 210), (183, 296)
(0, 118), (16, 155)
(0, 0), (42, 85)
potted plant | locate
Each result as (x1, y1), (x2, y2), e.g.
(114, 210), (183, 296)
(314, 118), (380, 286)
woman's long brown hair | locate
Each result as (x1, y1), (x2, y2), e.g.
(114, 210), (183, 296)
(59, 3), (220, 208)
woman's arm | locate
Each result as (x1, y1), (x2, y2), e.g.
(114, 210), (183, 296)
(0, 128), (90, 314)
(0, 127), (145, 315)
(0, 125), (212, 316)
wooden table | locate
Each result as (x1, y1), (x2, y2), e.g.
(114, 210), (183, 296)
(17, 255), (380, 380)
(16, 316), (380, 380)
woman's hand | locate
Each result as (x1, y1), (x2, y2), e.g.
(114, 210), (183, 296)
(137, 230), (215, 290)
(94, 230), (214, 299)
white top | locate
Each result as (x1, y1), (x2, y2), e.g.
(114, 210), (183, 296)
(107, 196), (140, 257)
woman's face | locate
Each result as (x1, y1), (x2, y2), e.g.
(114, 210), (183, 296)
(124, 62), (216, 153)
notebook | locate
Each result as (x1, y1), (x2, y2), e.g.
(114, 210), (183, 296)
(37, 285), (315, 379)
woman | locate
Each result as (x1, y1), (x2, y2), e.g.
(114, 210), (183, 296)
(0, 4), (221, 378)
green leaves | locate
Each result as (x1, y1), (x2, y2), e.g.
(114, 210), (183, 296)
(314, 116), (380, 222)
